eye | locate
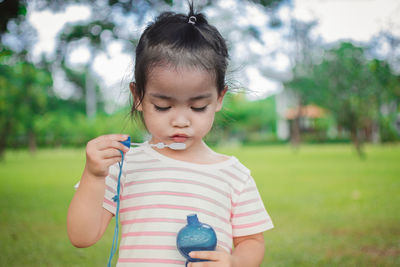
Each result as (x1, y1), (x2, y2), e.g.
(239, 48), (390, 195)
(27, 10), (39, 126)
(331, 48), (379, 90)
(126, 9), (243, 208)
(154, 105), (171, 111)
(191, 106), (207, 112)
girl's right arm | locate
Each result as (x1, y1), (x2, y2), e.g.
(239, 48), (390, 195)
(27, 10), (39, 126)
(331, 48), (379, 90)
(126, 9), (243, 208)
(67, 134), (130, 248)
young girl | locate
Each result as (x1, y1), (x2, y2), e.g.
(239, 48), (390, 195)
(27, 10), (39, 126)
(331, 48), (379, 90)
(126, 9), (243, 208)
(67, 4), (273, 267)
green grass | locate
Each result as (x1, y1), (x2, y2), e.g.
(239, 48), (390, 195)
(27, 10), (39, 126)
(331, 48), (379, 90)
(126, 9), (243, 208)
(0, 144), (399, 266)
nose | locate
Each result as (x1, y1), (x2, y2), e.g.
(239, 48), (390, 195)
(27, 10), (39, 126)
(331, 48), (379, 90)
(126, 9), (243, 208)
(171, 111), (190, 128)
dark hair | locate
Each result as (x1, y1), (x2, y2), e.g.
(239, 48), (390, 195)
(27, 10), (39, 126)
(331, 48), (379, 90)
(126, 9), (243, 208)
(131, 2), (229, 117)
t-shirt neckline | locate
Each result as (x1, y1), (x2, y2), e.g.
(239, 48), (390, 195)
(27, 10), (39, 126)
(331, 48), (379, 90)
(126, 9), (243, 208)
(140, 141), (238, 169)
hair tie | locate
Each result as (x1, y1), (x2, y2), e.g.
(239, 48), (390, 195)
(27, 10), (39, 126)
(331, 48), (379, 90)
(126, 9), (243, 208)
(188, 16), (197, 25)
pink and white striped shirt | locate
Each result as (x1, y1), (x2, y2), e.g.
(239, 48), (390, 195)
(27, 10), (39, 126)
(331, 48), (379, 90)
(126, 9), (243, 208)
(103, 145), (273, 266)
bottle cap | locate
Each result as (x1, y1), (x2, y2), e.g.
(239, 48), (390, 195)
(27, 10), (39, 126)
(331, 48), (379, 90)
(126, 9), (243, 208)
(187, 214), (199, 225)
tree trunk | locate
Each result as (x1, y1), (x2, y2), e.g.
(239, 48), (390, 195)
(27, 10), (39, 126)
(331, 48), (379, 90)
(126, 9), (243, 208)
(28, 130), (37, 154)
(0, 120), (11, 160)
(0, 132), (7, 160)
(371, 119), (381, 144)
(350, 126), (365, 159)
(86, 70), (96, 119)
(291, 97), (302, 148)
(372, 98), (382, 144)
(291, 114), (301, 148)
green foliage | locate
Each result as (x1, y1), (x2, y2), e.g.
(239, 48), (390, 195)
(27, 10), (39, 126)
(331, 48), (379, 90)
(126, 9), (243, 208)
(380, 115), (400, 142)
(59, 21), (116, 50)
(368, 59), (400, 105)
(299, 114), (337, 143)
(248, 0), (284, 9)
(313, 44), (376, 129)
(33, 109), (146, 147)
(209, 93), (277, 145)
(0, 47), (52, 155)
(286, 42), (400, 150)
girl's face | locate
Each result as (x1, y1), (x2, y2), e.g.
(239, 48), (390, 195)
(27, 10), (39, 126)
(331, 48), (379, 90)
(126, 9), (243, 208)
(132, 65), (226, 153)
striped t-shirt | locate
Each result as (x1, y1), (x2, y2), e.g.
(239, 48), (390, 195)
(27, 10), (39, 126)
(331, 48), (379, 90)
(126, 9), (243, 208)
(103, 144), (273, 266)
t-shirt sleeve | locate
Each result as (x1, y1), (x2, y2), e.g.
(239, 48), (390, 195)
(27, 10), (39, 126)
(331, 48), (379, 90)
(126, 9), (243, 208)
(231, 176), (273, 237)
(103, 162), (125, 215)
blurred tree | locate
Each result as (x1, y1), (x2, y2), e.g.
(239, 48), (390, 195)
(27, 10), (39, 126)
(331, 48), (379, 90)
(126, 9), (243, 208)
(0, 0), (27, 35)
(287, 42), (386, 157)
(1, 0), (178, 119)
(285, 18), (320, 147)
(212, 93), (276, 144)
(369, 59), (400, 142)
(373, 31), (400, 74)
(0, 47), (53, 158)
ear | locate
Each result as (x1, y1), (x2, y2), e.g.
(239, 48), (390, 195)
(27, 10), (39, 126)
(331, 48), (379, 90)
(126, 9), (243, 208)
(216, 85), (228, 112)
(130, 82), (142, 111)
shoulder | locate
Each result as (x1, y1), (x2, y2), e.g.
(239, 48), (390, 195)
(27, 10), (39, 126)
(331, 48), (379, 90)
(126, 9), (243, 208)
(209, 152), (231, 164)
(229, 158), (251, 176)
(221, 156), (251, 176)
(217, 156), (252, 186)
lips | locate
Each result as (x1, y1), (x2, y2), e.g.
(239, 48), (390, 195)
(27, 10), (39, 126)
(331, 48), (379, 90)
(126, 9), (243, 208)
(170, 134), (188, 143)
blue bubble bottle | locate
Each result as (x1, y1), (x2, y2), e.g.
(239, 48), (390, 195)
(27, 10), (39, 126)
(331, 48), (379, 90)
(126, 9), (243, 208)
(176, 214), (217, 266)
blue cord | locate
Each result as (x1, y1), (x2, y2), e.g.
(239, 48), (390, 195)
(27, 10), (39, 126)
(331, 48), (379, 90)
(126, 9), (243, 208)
(107, 151), (124, 267)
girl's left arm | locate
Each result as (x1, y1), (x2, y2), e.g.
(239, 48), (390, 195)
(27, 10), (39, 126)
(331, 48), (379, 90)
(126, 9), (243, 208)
(231, 232), (265, 266)
(188, 232), (265, 267)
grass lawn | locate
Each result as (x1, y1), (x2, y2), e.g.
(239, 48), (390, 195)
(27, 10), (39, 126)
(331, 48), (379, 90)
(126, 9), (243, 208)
(0, 144), (399, 266)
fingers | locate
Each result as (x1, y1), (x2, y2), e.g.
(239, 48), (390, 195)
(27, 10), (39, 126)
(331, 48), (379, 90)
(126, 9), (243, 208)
(215, 246), (224, 252)
(104, 157), (124, 167)
(189, 251), (220, 262)
(101, 148), (124, 159)
(96, 134), (130, 152)
(101, 133), (130, 141)
(187, 259), (217, 267)
(188, 248), (232, 267)
(84, 134), (130, 178)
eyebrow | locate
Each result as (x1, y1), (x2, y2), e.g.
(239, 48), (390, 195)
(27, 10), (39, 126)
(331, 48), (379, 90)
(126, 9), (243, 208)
(149, 93), (212, 101)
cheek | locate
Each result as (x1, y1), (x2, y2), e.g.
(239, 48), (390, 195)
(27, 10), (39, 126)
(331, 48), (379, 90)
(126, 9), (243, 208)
(142, 110), (163, 131)
(196, 112), (215, 133)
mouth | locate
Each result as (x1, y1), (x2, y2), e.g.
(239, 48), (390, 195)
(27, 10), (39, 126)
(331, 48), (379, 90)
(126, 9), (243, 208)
(170, 134), (188, 143)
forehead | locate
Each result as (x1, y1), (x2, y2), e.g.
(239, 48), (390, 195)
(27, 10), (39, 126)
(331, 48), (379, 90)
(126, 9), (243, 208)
(146, 65), (218, 98)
